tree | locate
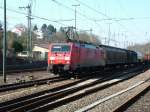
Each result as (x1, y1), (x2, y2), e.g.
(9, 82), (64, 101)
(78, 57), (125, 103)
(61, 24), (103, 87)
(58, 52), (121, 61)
(47, 24), (56, 34)
(78, 32), (101, 44)
(41, 24), (56, 41)
(0, 23), (2, 31)
(7, 31), (16, 49)
(33, 25), (38, 31)
(41, 24), (47, 32)
(59, 27), (65, 32)
(91, 34), (101, 45)
(50, 31), (66, 42)
(12, 41), (23, 53)
(127, 42), (150, 54)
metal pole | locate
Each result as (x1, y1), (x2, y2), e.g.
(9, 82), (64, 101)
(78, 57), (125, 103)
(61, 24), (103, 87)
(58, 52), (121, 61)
(19, 4), (32, 59)
(75, 7), (76, 30)
(72, 4), (80, 31)
(3, 0), (7, 83)
(90, 28), (93, 42)
(108, 23), (111, 45)
(27, 5), (30, 58)
(28, 4), (32, 59)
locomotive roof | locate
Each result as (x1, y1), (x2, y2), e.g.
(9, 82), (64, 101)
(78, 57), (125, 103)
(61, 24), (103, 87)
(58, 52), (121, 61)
(50, 42), (100, 50)
(50, 40), (100, 47)
(50, 39), (99, 45)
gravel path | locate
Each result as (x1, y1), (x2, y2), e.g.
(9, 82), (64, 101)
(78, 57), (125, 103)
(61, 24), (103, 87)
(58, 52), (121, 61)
(0, 78), (77, 103)
(125, 89), (150, 112)
(49, 69), (150, 112)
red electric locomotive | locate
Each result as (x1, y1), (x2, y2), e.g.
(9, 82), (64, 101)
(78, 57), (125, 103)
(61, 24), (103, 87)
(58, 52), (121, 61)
(47, 42), (138, 75)
(47, 42), (105, 74)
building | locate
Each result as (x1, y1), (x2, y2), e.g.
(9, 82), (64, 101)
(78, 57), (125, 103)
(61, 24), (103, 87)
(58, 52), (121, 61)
(32, 43), (49, 60)
(11, 25), (26, 36)
(33, 30), (43, 39)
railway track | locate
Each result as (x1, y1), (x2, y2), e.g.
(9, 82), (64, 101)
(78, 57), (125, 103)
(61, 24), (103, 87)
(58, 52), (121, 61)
(0, 65), (147, 112)
(112, 81), (150, 112)
(0, 76), (67, 92)
(0, 68), (114, 93)
(76, 79), (149, 112)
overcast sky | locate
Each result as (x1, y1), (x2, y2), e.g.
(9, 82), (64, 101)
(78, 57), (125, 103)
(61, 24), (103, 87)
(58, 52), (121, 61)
(0, 0), (150, 48)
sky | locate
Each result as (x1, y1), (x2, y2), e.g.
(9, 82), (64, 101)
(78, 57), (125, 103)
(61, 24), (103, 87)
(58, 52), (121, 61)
(0, 0), (150, 48)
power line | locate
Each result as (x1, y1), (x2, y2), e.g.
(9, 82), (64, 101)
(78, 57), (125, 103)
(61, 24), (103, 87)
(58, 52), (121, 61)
(0, 6), (91, 34)
(0, 6), (88, 32)
(51, 0), (107, 34)
(51, 0), (95, 21)
(94, 18), (134, 21)
(51, 0), (139, 40)
(74, 0), (139, 37)
(75, 0), (110, 19)
(0, 6), (69, 26)
(19, 4), (32, 59)
(116, 0), (142, 36)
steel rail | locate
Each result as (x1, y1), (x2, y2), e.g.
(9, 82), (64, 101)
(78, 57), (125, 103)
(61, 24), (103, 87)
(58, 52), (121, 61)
(0, 76), (66, 92)
(0, 66), (146, 112)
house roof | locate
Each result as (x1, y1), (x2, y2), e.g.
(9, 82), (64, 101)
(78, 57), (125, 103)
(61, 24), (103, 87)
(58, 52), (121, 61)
(34, 43), (49, 49)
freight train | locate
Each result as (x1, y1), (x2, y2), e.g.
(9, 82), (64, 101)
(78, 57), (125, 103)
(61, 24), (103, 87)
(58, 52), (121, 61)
(47, 41), (138, 75)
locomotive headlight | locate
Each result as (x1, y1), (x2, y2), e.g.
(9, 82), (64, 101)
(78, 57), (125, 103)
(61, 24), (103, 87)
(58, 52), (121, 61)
(65, 57), (70, 60)
(51, 60), (53, 64)
(50, 57), (55, 60)
(66, 61), (70, 64)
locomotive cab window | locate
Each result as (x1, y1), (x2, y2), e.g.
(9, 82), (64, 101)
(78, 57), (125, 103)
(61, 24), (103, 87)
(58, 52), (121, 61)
(51, 45), (70, 52)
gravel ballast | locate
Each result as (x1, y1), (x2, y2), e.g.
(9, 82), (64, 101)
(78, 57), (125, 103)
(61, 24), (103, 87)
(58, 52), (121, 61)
(88, 82), (149, 112)
(125, 89), (150, 112)
(49, 69), (150, 112)
(0, 79), (77, 103)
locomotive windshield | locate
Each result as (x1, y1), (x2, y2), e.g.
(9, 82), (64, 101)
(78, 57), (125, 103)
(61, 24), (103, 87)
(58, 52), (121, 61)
(51, 45), (70, 52)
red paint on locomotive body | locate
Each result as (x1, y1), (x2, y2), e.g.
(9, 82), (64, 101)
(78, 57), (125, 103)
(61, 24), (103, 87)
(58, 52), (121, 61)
(47, 42), (105, 73)
(48, 43), (72, 65)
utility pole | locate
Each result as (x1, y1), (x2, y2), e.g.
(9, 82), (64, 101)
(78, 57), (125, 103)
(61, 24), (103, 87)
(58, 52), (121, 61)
(3, 0), (7, 83)
(72, 4), (80, 31)
(123, 31), (127, 48)
(19, 3), (32, 59)
(107, 23), (112, 45)
(113, 32), (117, 46)
(104, 37), (107, 45)
(90, 28), (93, 42)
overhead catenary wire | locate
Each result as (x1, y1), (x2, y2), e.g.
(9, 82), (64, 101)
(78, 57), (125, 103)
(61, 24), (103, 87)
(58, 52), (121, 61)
(0, 6), (70, 27)
(74, 0), (140, 37)
(51, 0), (143, 45)
(51, 0), (108, 36)
(51, 0), (95, 21)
